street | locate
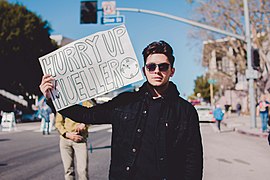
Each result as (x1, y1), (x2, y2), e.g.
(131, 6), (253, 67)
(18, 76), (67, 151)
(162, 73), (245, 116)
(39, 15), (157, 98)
(201, 123), (270, 180)
(0, 123), (111, 180)
(0, 122), (269, 180)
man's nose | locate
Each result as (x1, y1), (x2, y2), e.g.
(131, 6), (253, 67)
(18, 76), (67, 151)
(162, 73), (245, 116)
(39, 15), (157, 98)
(154, 66), (160, 73)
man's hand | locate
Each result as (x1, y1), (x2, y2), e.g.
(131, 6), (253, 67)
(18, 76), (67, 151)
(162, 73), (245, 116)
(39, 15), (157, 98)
(66, 132), (84, 142)
(39, 74), (54, 99)
(75, 123), (86, 132)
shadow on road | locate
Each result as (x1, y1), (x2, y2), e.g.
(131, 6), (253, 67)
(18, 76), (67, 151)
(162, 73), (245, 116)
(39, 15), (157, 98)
(0, 138), (10, 142)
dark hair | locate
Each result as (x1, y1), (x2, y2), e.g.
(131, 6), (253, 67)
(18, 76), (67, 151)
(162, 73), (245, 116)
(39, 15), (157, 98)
(142, 40), (175, 67)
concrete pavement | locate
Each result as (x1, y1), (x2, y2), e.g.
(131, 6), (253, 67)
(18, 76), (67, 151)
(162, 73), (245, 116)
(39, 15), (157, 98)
(221, 113), (269, 138)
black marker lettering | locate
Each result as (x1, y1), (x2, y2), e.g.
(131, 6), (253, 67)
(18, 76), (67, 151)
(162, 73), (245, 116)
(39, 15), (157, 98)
(113, 26), (126, 54)
(41, 57), (56, 77)
(75, 42), (93, 68)
(64, 47), (80, 72)
(102, 31), (117, 57)
(107, 59), (124, 88)
(99, 62), (114, 91)
(85, 35), (102, 63)
(70, 73), (87, 101)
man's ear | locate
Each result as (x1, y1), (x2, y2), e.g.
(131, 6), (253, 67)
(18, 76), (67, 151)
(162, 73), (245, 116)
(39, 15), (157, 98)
(170, 68), (175, 77)
(142, 67), (146, 76)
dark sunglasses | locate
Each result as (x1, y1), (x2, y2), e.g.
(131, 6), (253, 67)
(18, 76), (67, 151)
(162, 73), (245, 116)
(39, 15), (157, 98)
(145, 63), (170, 72)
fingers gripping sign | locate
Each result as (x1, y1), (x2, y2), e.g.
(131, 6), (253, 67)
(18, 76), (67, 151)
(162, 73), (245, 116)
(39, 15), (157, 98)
(39, 74), (55, 99)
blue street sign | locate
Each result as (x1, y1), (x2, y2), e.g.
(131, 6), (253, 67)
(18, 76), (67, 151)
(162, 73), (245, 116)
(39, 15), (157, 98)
(208, 79), (217, 84)
(101, 15), (125, 25)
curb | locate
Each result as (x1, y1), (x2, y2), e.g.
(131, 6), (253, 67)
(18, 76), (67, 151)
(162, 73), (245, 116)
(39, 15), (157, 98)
(234, 128), (268, 138)
(222, 121), (268, 138)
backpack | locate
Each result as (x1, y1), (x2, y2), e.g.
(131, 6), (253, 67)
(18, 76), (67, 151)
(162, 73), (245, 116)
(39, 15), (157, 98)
(214, 108), (224, 121)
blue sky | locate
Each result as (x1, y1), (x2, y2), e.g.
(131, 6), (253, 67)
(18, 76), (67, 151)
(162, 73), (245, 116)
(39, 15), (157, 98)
(9, 0), (205, 97)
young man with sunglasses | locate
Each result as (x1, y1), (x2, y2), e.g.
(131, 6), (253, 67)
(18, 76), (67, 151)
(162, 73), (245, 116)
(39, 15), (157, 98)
(40, 40), (203, 180)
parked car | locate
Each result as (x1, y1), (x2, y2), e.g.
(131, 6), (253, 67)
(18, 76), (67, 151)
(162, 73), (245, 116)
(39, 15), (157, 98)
(195, 105), (214, 122)
(21, 112), (41, 123)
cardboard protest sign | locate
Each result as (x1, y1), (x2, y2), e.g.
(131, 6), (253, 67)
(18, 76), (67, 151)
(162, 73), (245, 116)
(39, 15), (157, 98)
(39, 25), (143, 111)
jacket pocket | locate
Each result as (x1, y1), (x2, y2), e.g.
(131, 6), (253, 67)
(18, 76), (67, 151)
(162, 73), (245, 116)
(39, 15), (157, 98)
(113, 109), (137, 146)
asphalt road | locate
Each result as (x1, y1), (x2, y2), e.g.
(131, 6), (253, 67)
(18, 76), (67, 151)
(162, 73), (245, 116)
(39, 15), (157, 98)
(0, 122), (269, 180)
(0, 123), (111, 180)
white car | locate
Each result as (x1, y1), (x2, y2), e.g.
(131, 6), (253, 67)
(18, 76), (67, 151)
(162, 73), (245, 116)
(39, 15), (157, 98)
(195, 105), (214, 122)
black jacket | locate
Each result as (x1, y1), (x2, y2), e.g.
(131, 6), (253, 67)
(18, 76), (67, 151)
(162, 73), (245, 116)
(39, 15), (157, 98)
(60, 82), (203, 180)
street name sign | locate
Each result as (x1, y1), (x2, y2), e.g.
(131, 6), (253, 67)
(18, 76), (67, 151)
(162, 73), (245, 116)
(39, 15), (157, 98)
(208, 79), (217, 84)
(102, 15), (125, 25)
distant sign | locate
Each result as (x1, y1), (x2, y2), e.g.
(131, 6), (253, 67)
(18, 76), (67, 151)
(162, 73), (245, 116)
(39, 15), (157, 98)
(102, 15), (125, 25)
(102, 1), (116, 15)
(39, 25), (143, 111)
(208, 79), (217, 84)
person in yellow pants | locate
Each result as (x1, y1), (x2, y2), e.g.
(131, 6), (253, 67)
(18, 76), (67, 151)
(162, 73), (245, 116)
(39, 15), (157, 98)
(55, 100), (95, 180)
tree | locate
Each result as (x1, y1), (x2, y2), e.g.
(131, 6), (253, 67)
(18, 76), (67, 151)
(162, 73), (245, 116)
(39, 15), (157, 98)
(193, 75), (218, 102)
(187, 0), (270, 92)
(0, 1), (58, 96)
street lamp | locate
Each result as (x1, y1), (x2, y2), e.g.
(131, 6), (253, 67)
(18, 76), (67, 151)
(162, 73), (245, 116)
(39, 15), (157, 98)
(243, 0), (257, 128)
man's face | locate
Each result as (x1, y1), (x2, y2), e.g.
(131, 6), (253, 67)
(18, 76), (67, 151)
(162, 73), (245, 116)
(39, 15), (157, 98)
(144, 53), (175, 87)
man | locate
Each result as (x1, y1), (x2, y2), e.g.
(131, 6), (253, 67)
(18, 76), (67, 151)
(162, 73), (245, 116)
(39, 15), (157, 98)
(55, 100), (94, 180)
(40, 40), (203, 180)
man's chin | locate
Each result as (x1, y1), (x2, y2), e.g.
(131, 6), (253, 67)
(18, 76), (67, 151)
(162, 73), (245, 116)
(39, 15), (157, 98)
(149, 82), (165, 87)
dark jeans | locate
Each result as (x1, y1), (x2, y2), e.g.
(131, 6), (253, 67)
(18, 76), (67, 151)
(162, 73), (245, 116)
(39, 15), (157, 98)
(259, 112), (268, 132)
(216, 120), (221, 130)
(268, 133), (270, 145)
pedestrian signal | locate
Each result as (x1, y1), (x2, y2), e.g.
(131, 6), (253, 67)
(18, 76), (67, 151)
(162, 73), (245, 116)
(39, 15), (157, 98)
(252, 48), (260, 71)
(80, 1), (97, 24)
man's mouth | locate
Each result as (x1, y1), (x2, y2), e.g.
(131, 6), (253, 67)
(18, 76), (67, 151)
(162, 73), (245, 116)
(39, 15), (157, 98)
(152, 77), (162, 80)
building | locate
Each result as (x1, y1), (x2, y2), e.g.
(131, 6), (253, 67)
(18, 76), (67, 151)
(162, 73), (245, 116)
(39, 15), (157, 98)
(202, 38), (249, 113)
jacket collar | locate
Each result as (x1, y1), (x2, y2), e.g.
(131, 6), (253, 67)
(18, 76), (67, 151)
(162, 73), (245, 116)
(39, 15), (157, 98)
(138, 81), (180, 100)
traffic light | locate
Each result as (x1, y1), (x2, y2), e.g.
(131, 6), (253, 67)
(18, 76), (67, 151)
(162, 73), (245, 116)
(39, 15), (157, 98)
(251, 48), (260, 71)
(80, 1), (97, 24)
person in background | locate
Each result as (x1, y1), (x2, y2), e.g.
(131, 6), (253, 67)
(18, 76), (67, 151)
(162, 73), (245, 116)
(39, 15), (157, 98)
(213, 104), (224, 132)
(0, 110), (3, 124)
(39, 40), (203, 180)
(256, 94), (269, 133)
(40, 99), (52, 135)
(55, 100), (94, 180)
(224, 102), (230, 119)
(236, 102), (242, 116)
(268, 132), (270, 145)
(13, 104), (22, 123)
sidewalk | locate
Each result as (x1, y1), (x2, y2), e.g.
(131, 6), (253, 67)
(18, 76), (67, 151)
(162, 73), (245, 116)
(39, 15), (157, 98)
(221, 113), (269, 138)
(1, 116), (268, 138)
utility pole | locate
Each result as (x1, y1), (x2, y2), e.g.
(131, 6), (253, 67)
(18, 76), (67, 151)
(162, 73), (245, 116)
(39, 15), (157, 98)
(243, 0), (257, 128)
(116, 0), (256, 128)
